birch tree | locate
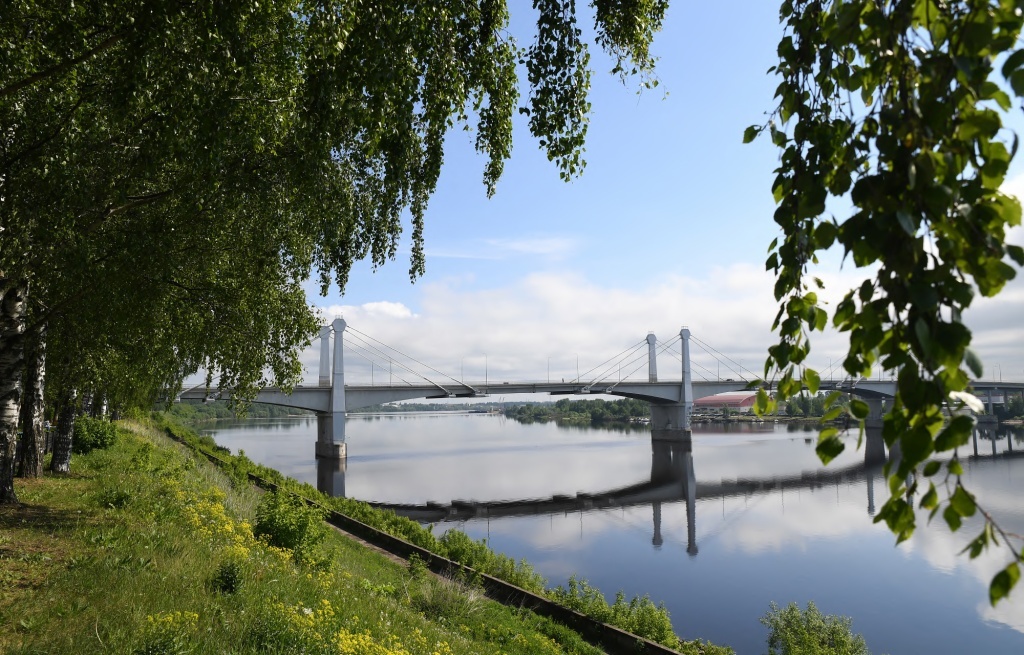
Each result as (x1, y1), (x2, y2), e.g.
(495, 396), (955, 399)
(0, 0), (668, 502)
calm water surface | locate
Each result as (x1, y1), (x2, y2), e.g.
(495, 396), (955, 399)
(204, 413), (1024, 655)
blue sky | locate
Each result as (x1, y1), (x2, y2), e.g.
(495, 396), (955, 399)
(301, 2), (1024, 387)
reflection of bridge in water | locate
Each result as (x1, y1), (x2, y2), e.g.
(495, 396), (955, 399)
(317, 426), (1022, 556)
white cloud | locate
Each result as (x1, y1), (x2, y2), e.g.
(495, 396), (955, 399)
(308, 265), (782, 386)
(299, 250), (1024, 387)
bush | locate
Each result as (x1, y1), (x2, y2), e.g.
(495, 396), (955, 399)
(254, 490), (328, 565)
(761, 602), (870, 655)
(210, 560), (241, 595)
(73, 416), (118, 454)
(549, 576), (683, 649)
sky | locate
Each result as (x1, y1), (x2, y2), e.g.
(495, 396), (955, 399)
(293, 2), (1024, 389)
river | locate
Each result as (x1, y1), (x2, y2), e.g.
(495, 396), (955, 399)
(202, 413), (1024, 654)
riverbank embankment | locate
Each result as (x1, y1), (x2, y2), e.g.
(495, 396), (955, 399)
(0, 417), (731, 655)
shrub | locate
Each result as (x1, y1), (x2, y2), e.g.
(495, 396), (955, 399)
(254, 490), (328, 565)
(549, 576), (683, 649)
(210, 560), (241, 595)
(761, 602), (870, 655)
(73, 416), (118, 454)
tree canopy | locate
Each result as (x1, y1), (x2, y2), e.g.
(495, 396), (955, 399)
(0, 1), (668, 500)
(752, 0), (1024, 605)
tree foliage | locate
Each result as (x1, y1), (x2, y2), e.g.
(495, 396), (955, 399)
(0, 0), (669, 500)
(751, 0), (1024, 603)
(760, 602), (869, 655)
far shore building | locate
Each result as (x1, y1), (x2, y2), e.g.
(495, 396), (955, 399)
(693, 391), (759, 415)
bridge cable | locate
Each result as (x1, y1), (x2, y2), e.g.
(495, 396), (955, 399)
(660, 344), (724, 382)
(656, 338), (718, 382)
(347, 326), (480, 394)
(690, 334), (760, 381)
(343, 338), (419, 387)
(594, 336), (683, 391)
(689, 339), (747, 382)
(571, 339), (648, 384)
(592, 338), (669, 387)
(345, 331), (452, 394)
(346, 325), (479, 395)
(581, 341), (649, 386)
(689, 334), (758, 381)
(346, 333), (447, 392)
(345, 341), (419, 388)
(603, 344), (672, 392)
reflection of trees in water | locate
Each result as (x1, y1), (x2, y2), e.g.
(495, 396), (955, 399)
(785, 422), (818, 434)
(202, 417), (316, 433)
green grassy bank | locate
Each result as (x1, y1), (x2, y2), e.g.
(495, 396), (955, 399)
(0, 418), (731, 655)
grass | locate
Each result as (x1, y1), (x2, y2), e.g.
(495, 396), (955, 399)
(1, 420), (611, 655)
(155, 413), (733, 654)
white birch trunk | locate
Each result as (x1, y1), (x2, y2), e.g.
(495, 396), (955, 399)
(0, 277), (27, 504)
(17, 326), (45, 478)
(49, 389), (75, 474)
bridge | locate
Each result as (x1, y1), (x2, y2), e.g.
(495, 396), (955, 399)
(179, 318), (1024, 459)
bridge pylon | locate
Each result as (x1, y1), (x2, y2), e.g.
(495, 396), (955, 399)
(649, 327), (694, 438)
(316, 318), (347, 460)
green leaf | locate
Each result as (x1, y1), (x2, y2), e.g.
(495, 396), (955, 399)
(923, 461), (941, 477)
(990, 562), (1020, 606)
(743, 125), (759, 143)
(896, 210), (916, 235)
(961, 526), (990, 559)
(1010, 70), (1024, 96)
(823, 406), (843, 422)
(920, 482), (938, 509)
(948, 459), (964, 476)
(950, 485), (977, 518)
(1001, 48), (1024, 78)
(901, 426), (934, 466)
(944, 504), (963, 531)
(935, 415), (975, 451)
(816, 432), (845, 464)
(850, 399), (869, 419)
(802, 368), (820, 394)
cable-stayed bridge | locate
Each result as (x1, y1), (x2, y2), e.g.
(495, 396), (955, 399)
(178, 318), (1024, 459)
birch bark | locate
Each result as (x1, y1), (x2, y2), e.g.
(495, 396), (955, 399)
(17, 327), (45, 477)
(0, 277), (27, 504)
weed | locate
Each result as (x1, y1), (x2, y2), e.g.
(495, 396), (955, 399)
(73, 416), (118, 454)
(253, 490), (327, 566)
(411, 575), (482, 625)
(210, 560), (241, 595)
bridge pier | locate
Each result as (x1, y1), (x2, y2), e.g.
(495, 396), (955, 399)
(317, 455), (347, 497)
(864, 397), (885, 429)
(316, 317), (348, 460)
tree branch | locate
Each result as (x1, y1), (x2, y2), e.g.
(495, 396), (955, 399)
(0, 30), (129, 100)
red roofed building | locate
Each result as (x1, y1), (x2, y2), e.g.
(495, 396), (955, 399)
(694, 391), (759, 414)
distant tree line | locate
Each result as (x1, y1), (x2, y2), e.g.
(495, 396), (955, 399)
(781, 394), (831, 418)
(505, 398), (649, 426)
(996, 394), (1024, 422)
